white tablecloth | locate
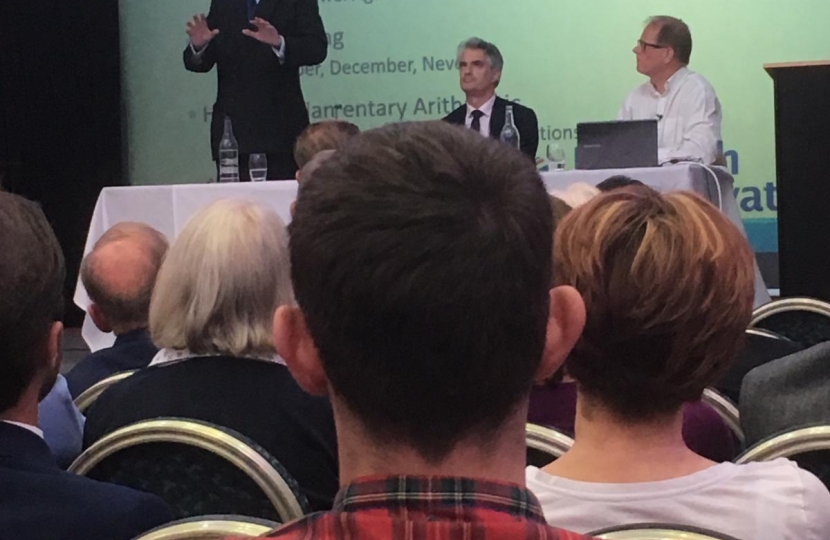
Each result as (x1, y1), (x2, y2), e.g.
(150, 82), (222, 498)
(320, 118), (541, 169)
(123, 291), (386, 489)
(75, 164), (769, 351)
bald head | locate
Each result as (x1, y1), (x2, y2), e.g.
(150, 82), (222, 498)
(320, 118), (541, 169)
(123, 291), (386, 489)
(81, 223), (168, 334)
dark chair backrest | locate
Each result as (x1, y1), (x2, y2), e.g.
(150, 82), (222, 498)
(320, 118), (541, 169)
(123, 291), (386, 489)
(737, 425), (830, 490)
(750, 297), (830, 348)
(69, 418), (310, 522)
(133, 515), (279, 540)
(526, 423), (574, 468)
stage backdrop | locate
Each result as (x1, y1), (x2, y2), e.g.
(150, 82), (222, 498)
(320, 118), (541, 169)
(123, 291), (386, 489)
(119, 0), (830, 255)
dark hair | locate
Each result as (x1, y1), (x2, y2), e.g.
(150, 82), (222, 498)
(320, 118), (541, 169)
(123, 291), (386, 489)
(649, 16), (692, 65)
(0, 193), (65, 413)
(554, 187), (754, 421)
(293, 121), (360, 169)
(595, 175), (646, 193)
(290, 121), (553, 462)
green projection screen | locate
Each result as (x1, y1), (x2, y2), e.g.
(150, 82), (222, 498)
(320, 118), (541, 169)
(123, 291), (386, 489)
(119, 0), (830, 252)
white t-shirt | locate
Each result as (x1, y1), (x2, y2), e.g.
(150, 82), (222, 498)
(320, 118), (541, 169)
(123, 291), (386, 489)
(526, 459), (830, 540)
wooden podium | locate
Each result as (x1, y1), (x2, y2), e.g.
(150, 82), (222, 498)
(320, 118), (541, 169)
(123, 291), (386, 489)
(765, 61), (830, 300)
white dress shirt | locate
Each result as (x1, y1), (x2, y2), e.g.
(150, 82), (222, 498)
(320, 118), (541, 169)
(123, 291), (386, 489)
(465, 94), (497, 138)
(149, 348), (285, 367)
(527, 459), (830, 540)
(618, 67), (722, 165)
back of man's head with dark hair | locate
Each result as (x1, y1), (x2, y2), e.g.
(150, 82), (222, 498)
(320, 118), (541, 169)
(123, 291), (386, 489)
(0, 193), (65, 413)
(290, 121), (553, 462)
(596, 175), (646, 193)
(293, 121), (360, 169)
(648, 15), (693, 65)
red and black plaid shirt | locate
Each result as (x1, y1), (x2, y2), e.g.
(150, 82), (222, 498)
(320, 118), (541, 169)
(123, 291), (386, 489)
(229, 475), (594, 540)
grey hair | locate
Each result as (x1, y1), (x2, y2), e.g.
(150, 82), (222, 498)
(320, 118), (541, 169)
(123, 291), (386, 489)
(457, 37), (504, 72)
(149, 199), (293, 356)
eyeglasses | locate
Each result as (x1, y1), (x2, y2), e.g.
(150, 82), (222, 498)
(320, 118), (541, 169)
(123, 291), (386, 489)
(637, 39), (667, 50)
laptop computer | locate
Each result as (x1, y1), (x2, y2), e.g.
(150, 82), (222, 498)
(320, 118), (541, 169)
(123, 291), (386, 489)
(575, 120), (658, 169)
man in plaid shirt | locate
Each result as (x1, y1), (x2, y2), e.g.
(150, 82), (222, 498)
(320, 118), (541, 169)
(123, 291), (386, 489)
(236, 121), (591, 539)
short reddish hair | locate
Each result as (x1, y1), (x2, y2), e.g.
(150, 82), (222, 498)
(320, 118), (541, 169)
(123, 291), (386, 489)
(554, 187), (754, 420)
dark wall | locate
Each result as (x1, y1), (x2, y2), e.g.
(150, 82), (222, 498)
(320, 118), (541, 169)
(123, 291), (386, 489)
(0, 0), (124, 326)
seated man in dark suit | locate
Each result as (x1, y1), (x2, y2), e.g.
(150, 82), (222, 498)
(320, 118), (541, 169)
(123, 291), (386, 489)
(0, 192), (172, 540)
(67, 222), (168, 398)
(444, 37), (539, 161)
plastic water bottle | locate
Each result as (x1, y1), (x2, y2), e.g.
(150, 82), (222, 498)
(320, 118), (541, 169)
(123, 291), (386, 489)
(499, 105), (521, 150)
(218, 116), (240, 182)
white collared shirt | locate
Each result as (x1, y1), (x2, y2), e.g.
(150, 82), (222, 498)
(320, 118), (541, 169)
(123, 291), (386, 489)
(149, 348), (286, 368)
(618, 67), (722, 165)
(465, 94), (497, 137)
(1, 420), (44, 439)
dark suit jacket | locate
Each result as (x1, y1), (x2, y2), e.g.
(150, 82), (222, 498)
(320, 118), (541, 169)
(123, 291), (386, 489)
(184, 0), (328, 158)
(66, 328), (158, 398)
(741, 341), (830, 446)
(0, 422), (172, 540)
(444, 96), (539, 160)
(84, 355), (339, 511)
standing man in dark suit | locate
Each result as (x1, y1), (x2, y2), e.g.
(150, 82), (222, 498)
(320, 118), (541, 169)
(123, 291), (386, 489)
(444, 37), (539, 161)
(184, 0), (328, 180)
(0, 192), (172, 540)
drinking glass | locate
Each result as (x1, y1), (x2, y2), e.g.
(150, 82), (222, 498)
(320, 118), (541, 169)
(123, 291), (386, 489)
(249, 153), (268, 182)
(547, 144), (567, 171)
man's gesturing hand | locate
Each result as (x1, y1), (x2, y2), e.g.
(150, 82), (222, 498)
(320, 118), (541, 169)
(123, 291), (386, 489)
(186, 14), (219, 49)
(242, 17), (283, 48)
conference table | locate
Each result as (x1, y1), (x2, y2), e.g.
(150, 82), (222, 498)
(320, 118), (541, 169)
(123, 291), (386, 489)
(75, 164), (770, 351)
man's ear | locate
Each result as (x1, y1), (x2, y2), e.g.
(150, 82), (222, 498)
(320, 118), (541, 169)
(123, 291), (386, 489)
(273, 305), (329, 396)
(46, 321), (63, 374)
(88, 303), (112, 333)
(535, 286), (586, 383)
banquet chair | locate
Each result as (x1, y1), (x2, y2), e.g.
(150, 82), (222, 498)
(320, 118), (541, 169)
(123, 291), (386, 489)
(68, 418), (310, 522)
(74, 370), (137, 414)
(737, 425), (830, 489)
(701, 388), (745, 450)
(133, 515), (279, 540)
(589, 522), (740, 540)
(715, 328), (801, 403)
(749, 297), (830, 348)
(526, 423), (574, 467)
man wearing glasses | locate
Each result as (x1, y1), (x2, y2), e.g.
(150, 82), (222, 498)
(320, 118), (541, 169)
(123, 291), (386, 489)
(618, 16), (722, 165)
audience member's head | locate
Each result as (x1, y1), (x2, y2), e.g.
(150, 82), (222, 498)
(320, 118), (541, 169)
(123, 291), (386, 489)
(150, 199), (292, 357)
(293, 121), (360, 171)
(0, 193), (65, 417)
(292, 149), (337, 217)
(554, 187), (754, 422)
(549, 182), (599, 209)
(549, 195), (573, 226)
(276, 121), (585, 471)
(81, 222), (169, 335)
(595, 175), (646, 192)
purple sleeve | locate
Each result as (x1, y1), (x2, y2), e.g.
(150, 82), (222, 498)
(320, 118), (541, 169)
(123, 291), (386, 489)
(682, 401), (737, 462)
